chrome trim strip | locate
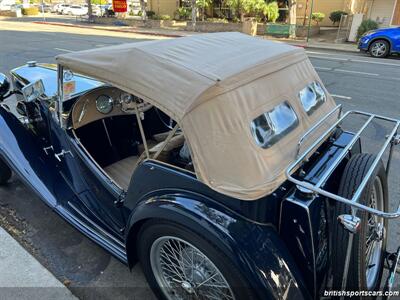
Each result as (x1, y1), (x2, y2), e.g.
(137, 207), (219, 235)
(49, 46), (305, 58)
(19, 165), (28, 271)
(57, 64), (64, 126)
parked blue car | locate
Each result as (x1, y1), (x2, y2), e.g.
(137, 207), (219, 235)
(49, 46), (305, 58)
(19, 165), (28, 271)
(358, 26), (400, 58)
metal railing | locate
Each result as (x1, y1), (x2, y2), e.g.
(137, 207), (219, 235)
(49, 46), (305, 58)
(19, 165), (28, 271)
(286, 105), (400, 219)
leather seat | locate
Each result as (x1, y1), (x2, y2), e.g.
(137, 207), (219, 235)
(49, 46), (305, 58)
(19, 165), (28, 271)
(103, 135), (184, 190)
(104, 156), (139, 190)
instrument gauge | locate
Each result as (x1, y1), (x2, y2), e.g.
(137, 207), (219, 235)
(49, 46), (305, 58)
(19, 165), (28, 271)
(96, 95), (114, 114)
(120, 92), (133, 104)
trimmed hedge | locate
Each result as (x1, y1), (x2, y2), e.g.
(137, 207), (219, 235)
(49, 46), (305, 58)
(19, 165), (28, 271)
(329, 10), (347, 25)
(22, 7), (39, 15)
(311, 12), (325, 25)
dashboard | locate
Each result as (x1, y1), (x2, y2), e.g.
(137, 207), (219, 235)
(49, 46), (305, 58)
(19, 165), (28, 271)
(71, 86), (152, 129)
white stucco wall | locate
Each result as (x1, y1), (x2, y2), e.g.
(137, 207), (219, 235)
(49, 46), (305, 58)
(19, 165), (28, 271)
(368, 0), (396, 27)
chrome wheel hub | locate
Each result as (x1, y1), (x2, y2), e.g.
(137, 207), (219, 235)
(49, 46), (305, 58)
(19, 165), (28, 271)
(371, 42), (386, 57)
(181, 281), (194, 294)
(150, 236), (235, 300)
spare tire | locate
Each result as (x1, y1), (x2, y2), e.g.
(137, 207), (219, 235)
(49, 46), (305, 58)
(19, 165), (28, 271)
(332, 154), (388, 296)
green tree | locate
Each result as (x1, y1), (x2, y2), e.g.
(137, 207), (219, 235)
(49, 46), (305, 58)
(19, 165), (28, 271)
(224, 0), (279, 22)
(264, 1), (279, 23)
(196, 0), (212, 20)
(242, 0), (266, 16)
(224, 0), (243, 20)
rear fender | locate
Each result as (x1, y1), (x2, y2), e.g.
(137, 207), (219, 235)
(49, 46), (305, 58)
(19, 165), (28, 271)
(125, 193), (310, 300)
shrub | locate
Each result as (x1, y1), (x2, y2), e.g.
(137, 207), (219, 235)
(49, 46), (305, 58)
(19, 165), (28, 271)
(175, 7), (190, 20)
(146, 10), (155, 18)
(159, 14), (171, 20)
(264, 1), (279, 23)
(206, 17), (229, 23)
(357, 19), (379, 39)
(150, 14), (171, 20)
(329, 10), (347, 25)
(311, 12), (325, 25)
(22, 7), (39, 15)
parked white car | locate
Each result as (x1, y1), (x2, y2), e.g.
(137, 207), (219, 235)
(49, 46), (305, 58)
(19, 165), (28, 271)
(55, 4), (70, 14)
(64, 5), (88, 16)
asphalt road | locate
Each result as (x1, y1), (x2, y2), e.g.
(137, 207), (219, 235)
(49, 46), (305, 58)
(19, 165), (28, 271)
(0, 17), (400, 299)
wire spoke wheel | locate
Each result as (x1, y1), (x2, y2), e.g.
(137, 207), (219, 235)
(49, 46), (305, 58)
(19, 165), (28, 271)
(150, 236), (235, 300)
(365, 176), (384, 290)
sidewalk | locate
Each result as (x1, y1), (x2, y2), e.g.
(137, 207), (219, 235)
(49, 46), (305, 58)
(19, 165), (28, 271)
(0, 227), (77, 300)
(267, 37), (359, 53)
(30, 20), (359, 53)
(32, 20), (194, 38)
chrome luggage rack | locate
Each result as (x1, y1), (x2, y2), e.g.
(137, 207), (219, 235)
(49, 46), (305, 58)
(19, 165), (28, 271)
(286, 104), (400, 219)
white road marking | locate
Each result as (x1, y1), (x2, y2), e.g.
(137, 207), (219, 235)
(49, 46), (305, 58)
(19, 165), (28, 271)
(335, 69), (379, 76)
(349, 58), (400, 67)
(54, 47), (73, 52)
(315, 66), (332, 71)
(314, 66), (379, 76)
(307, 51), (400, 67)
(331, 94), (352, 100)
(307, 50), (341, 56)
(309, 55), (348, 61)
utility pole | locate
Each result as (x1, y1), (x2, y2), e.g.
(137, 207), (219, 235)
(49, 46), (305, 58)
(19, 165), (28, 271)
(140, 0), (146, 21)
(302, 0), (309, 26)
(288, 0), (297, 38)
(306, 0), (314, 43)
(87, 0), (92, 20)
(191, 0), (197, 30)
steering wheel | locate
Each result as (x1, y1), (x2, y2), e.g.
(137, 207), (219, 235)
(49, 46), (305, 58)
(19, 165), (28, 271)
(155, 107), (177, 130)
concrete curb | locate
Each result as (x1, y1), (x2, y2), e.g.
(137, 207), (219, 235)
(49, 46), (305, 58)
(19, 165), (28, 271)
(296, 44), (359, 53)
(0, 227), (77, 300)
(33, 21), (185, 38)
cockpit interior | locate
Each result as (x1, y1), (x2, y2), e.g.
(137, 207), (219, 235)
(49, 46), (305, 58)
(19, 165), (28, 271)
(70, 86), (193, 191)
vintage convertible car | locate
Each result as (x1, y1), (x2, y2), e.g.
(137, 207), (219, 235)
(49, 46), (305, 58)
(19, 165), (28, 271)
(0, 32), (399, 299)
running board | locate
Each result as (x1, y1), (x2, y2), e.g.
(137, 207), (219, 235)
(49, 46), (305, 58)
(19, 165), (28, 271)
(56, 204), (128, 264)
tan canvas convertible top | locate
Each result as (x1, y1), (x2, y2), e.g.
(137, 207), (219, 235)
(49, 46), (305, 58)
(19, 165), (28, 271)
(56, 32), (337, 200)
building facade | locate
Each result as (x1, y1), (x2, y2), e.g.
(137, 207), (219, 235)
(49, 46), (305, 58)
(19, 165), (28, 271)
(147, 0), (179, 16)
(296, 0), (400, 27)
(365, 0), (400, 26)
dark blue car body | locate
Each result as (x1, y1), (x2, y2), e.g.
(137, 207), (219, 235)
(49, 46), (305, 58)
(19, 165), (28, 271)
(358, 26), (400, 57)
(0, 64), (371, 299)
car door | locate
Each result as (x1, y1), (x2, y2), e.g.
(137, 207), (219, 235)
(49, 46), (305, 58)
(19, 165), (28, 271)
(48, 114), (126, 238)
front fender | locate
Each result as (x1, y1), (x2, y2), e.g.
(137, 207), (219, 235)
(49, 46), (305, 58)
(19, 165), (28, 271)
(126, 193), (310, 300)
(368, 35), (393, 50)
(0, 106), (58, 207)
